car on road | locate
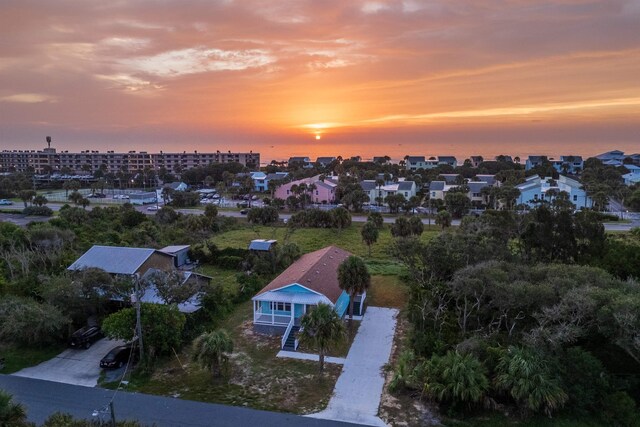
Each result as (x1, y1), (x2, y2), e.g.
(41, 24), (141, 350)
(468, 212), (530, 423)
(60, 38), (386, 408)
(100, 344), (135, 369)
(146, 205), (159, 211)
(69, 326), (104, 349)
(240, 209), (248, 215)
(0, 199), (13, 205)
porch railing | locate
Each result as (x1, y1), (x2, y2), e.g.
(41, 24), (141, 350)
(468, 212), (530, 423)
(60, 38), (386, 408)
(281, 319), (294, 350)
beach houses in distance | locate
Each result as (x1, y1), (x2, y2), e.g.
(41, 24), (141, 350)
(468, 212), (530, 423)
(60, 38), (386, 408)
(251, 246), (365, 351)
(515, 175), (592, 209)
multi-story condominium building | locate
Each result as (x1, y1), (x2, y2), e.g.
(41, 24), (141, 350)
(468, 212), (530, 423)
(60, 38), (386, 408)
(0, 145), (260, 174)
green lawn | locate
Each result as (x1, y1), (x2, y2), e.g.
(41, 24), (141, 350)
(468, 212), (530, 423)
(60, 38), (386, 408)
(0, 343), (65, 374)
(114, 301), (341, 414)
(196, 265), (240, 294)
(368, 275), (409, 309)
(208, 223), (436, 275)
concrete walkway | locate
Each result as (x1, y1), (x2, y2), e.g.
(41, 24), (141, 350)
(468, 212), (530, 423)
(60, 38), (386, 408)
(277, 350), (346, 365)
(308, 307), (399, 427)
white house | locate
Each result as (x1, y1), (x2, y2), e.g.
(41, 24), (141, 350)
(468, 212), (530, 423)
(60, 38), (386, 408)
(552, 156), (584, 174)
(622, 165), (640, 186)
(515, 175), (592, 209)
(361, 179), (417, 204)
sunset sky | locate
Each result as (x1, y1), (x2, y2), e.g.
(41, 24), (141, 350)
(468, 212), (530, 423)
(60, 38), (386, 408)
(1, 0), (639, 161)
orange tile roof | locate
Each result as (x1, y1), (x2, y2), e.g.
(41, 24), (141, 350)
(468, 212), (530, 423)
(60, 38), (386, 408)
(255, 246), (352, 303)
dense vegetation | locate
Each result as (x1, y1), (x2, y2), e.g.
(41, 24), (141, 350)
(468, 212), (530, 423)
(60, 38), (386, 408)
(389, 204), (640, 425)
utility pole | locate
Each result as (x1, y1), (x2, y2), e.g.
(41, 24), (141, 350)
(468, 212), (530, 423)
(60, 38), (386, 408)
(133, 275), (144, 361)
(109, 401), (116, 427)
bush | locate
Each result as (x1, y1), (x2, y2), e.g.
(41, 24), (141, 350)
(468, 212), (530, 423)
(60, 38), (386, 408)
(102, 303), (186, 358)
(247, 206), (279, 225)
(601, 391), (639, 427)
(217, 255), (243, 270)
(22, 206), (53, 216)
(0, 295), (69, 345)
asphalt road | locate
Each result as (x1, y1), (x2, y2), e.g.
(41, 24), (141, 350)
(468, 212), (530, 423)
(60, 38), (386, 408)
(0, 375), (362, 427)
(13, 338), (125, 387)
(2, 202), (638, 231)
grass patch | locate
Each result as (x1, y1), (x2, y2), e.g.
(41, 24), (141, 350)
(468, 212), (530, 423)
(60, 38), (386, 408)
(116, 301), (341, 414)
(368, 275), (409, 309)
(445, 414), (607, 427)
(0, 343), (66, 374)
(297, 319), (360, 359)
(196, 264), (239, 295)
(209, 222), (436, 274)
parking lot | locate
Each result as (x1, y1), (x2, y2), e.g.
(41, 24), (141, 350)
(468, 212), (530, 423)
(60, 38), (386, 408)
(12, 338), (124, 387)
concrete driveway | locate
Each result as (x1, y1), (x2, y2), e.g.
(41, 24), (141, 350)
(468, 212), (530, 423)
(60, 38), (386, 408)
(309, 307), (399, 427)
(12, 338), (124, 387)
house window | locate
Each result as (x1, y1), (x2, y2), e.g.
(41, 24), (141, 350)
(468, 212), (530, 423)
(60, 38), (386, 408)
(534, 194), (538, 200)
(272, 302), (291, 312)
(316, 191), (319, 195)
(286, 190), (290, 195)
(472, 193), (480, 197)
(431, 191), (436, 197)
(573, 195), (577, 201)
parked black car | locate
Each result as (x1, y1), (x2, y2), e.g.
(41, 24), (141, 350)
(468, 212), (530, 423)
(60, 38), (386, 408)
(100, 344), (135, 369)
(69, 326), (103, 349)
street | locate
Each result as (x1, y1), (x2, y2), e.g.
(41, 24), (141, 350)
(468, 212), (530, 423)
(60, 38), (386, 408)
(0, 375), (361, 427)
(1, 202), (638, 231)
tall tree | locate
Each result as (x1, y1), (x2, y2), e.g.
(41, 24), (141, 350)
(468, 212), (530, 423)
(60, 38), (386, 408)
(338, 256), (371, 322)
(361, 221), (379, 256)
(299, 303), (346, 372)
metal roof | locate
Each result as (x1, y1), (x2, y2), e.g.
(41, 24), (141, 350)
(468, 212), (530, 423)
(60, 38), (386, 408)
(249, 239), (277, 251)
(68, 245), (160, 275)
(429, 181), (445, 191)
(252, 290), (331, 306)
(159, 245), (190, 254)
(407, 156), (425, 163)
(398, 181), (414, 191)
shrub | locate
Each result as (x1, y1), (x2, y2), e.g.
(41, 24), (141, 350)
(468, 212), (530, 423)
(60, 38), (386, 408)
(22, 206), (53, 216)
(217, 255), (243, 270)
(0, 295), (69, 345)
(102, 303), (186, 358)
(247, 206), (279, 225)
(600, 391), (639, 427)
(422, 351), (489, 408)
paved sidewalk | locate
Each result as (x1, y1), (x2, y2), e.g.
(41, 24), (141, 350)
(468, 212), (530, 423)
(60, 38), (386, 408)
(308, 307), (399, 427)
(277, 350), (346, 365)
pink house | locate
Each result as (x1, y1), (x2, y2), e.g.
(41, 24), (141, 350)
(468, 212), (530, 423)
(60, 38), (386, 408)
(274, 175), (338, 204)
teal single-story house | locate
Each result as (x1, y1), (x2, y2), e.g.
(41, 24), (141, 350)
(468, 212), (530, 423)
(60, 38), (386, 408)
(252, 246), (366, 351)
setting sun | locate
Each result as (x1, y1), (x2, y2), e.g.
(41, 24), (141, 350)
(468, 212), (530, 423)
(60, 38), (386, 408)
(315, 134), (321, 140)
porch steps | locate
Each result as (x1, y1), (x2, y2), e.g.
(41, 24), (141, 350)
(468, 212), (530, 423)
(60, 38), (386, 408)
(282, 326), (300, 352)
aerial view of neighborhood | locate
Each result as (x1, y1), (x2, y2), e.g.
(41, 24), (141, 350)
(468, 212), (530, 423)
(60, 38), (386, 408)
(1, 1), (639, 427)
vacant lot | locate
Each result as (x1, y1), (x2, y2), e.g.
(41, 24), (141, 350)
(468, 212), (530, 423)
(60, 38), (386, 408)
(208, 222), (436, 275)
(113, 301), (341, 414)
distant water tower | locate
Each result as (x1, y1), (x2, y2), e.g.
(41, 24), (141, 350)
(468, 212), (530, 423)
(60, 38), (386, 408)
(46, 136), (52, 149)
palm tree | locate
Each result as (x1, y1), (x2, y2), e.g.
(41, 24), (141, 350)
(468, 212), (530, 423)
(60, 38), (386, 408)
(192, 329), (234, 379)
(495, 346), (567, 416)
(0, 390), (29, 426)
(423, 351), (489, 407)
(338, 256), (371, 323)
(299, 303), (346, 372)
(361, 221), (379, 256)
